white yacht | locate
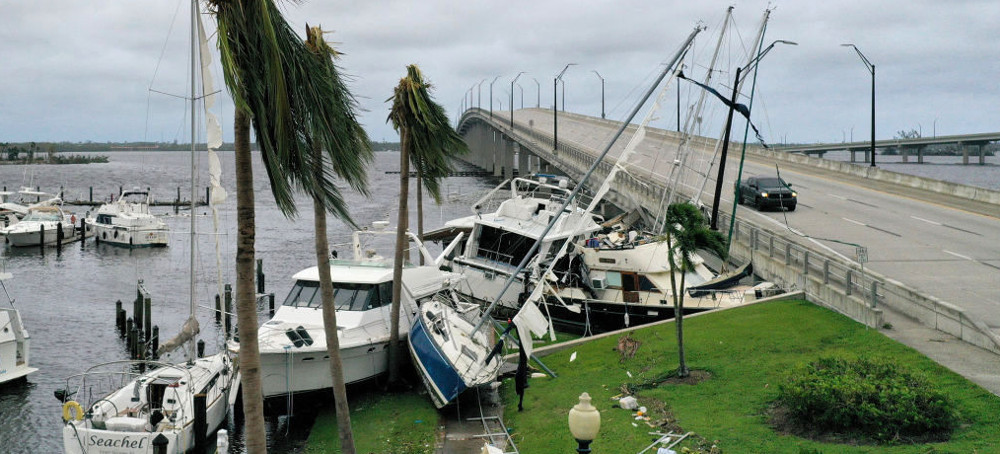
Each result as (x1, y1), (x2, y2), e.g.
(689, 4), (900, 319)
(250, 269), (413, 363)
(1, 204), (78, 247)
(0, 270), (37, 385)
(88, 189), (169, 248)
(257, 225), (456, 401)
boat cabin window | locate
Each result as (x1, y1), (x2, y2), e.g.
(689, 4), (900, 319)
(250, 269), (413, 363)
(282, 280), (386, 311)
(96, 214), (115, 224)
(474, 225), (535, 266)
(605, 271), (622, 288)
(23, 211), (62, 222)
(638, 275), (659, 292)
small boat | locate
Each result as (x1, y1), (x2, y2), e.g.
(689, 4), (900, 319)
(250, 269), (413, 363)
(255, 224), (458, 401)
(88, 189), (169, 248)
(0, 269), (37, 385)
(59, 355), (236, 454)
(408, 288), (503, 409)
(0, 190), (28, 227)
(0, 204), (78, 247)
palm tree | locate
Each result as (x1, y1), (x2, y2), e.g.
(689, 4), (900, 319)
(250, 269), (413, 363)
(386, 65), (468, 383)
(209, 1), (372, 451)
(659, 202), (726, 378)
(304, 24), (369, 454)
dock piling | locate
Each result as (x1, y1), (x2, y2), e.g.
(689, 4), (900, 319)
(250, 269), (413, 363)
(151, 325), (159, 360)
(115, 300), (124, 336)
(269, 293), (275, 317)
(224, 284), (232, 338)
(143, 295), (152, 342)
(215, 294), (222, 323)
(193, 394), (207, 453)
(256, 259), (265, 294)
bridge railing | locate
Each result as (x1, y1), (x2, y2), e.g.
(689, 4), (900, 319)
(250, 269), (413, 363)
(720, 209), (1000, 354)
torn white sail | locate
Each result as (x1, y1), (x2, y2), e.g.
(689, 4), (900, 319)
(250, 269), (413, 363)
(512, 301), (548, 359)
(157, 316), (200, 356)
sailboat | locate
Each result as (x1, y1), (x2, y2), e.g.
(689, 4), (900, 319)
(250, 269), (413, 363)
(59, 2), (237, 452)
(409, 25), (705, 408)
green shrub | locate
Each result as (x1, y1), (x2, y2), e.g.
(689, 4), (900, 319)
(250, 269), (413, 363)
(776, 356), (957, 442)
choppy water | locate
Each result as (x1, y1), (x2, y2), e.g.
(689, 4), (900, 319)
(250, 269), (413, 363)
(0, 149), (996, 453)
(0, 151), (493, 453)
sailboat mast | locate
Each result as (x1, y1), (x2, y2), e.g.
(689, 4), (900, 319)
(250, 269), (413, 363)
(188, 0), (197, 360)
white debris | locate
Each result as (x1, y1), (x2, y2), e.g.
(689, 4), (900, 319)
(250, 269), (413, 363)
(619, 396), (638, 410)
(570, 351), (577, 362)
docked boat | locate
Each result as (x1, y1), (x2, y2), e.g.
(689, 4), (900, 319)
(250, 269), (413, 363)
(0, 204), (78, 247)
(0, 269), (37, 385)
(88, 189), (169, 247)
(408, 287), (503, 409)
(256, 225), (458, 401)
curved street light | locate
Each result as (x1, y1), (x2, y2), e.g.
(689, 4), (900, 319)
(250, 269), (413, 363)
(532, 77), (541, 109)
(591, 70), (605, 119)
(476, 78), (486, 110)
(510, 71), (525, 128)
(842, 43), (876, 167)
(553, 63), (576, 152)
(489, 75), (501, 118)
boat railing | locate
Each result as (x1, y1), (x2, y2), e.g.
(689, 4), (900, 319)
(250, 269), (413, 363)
(473, 247), (518, 269)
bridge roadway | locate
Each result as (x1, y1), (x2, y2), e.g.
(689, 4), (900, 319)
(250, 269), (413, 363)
(771, 132), (1000, 161)
(458, 107), (1000, 344)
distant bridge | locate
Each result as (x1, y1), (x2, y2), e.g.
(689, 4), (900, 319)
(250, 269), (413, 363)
(773, 132), (1000, 164)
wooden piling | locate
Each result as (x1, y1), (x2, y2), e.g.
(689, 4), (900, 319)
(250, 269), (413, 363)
(224, 284), (232, 337)
(133, 295), (142, 338)
(215, 294), (222, 323)
(151, 326), (159, 360)
(152, 434), (169, 454)
(39, 224), (45, 250)
(126, 318), (135, 358)
(197, 339), (205, 358)
(115, 300), (124, 335)
(256, 259), (264, 294)
(143, 295), (152, 342)
(89, 187), (93, 203)
(56, 222), (63, 251)
(193, 394), (207, 453)
(269, 293), (275, 317)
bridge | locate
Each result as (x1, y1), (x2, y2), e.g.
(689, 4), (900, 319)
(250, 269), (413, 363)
(772, 132), (1000, 164)
(455, 106), (1000, 363)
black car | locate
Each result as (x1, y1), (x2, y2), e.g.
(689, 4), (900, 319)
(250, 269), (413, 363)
(737, 176), (797, 211)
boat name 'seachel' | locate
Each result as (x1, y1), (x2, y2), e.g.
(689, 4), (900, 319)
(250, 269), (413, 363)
(88, 435), (148, 449)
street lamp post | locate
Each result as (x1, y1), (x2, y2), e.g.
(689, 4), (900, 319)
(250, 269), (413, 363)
(517, 83), (524, 109)
(477, 78), (486, 110)
(553, 63), (576, 152)
(687, 40), (796, 231)
(568, 392), (600, 454)
(533, 77), (540, 108)
(489, 75), (501, 119)
(842, 43), (876, 167)
(511, 71), (525, 128)
(591, 70), (605, 119)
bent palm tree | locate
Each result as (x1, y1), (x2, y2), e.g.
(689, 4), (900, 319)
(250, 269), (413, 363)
(304, 25), (369, 454)
(209, 1), (372, 451)
(660, 202), (726, 378)
(386, 65), (468, 383)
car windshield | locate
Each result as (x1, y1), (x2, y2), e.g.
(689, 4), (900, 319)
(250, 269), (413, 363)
(757, 178), (787, 189)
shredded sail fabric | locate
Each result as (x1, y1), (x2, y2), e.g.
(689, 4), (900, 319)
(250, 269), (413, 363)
(198, 12), (228, 305)
(512, 301), (548, 359)
(157, 316), (200, 356)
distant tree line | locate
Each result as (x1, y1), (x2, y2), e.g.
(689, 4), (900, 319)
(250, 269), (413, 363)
(0, 140), (401, 154)
(0, 141), (108, 164)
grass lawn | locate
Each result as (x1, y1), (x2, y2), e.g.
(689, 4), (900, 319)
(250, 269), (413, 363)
(304, 299), (1000, 453)
(501, 299), (1000, 453)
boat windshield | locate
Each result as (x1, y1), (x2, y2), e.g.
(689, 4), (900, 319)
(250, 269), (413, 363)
(282, 280), (392, 311)
(23, 211), (61, 222)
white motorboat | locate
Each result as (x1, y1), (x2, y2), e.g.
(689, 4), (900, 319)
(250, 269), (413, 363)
(0, 269), (37, 385)
(88, 189), (169, 248)
(61, 4), (237, 452)
(408, 288), (503, 409)
(257, 225), (457, 400)
(1, 204), (78, 247)
(444, 175), (603, 314)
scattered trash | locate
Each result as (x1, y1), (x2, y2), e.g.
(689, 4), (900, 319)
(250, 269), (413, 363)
(626, 371), (633, 378)
(639, 406), (647, 414)
(531, 372), (547, 378)
(619, 395), (638, 410)
(570, 351), (577, 362)
(414, 419), (423, 424)
(656, 448), (677, 454)
(480, 442), (503, 454)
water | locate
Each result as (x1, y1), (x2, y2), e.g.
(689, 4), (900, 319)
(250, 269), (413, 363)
(0, 151), (494, 453)
(812, 150), (1000, 190)
(0, 149), (996, 453)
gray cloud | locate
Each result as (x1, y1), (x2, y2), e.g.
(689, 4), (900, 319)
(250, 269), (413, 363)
(1, 0), (996, 145)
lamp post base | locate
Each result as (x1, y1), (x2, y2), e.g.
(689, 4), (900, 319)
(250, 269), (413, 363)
(575, 439), (593, 454)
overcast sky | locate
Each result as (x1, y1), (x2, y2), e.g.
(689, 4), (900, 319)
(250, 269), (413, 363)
(2, 0), (997, 145)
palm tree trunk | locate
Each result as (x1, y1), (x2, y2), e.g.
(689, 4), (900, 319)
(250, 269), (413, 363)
(313, 144), (355, 452)
(416, 167), (424, 265)
(388, 129), (410, 385)
(234, 108), (267, 453)
(676, 271), (688, 378)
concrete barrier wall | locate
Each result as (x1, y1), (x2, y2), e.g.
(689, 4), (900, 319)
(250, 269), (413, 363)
(751, 147), (1000, 206)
